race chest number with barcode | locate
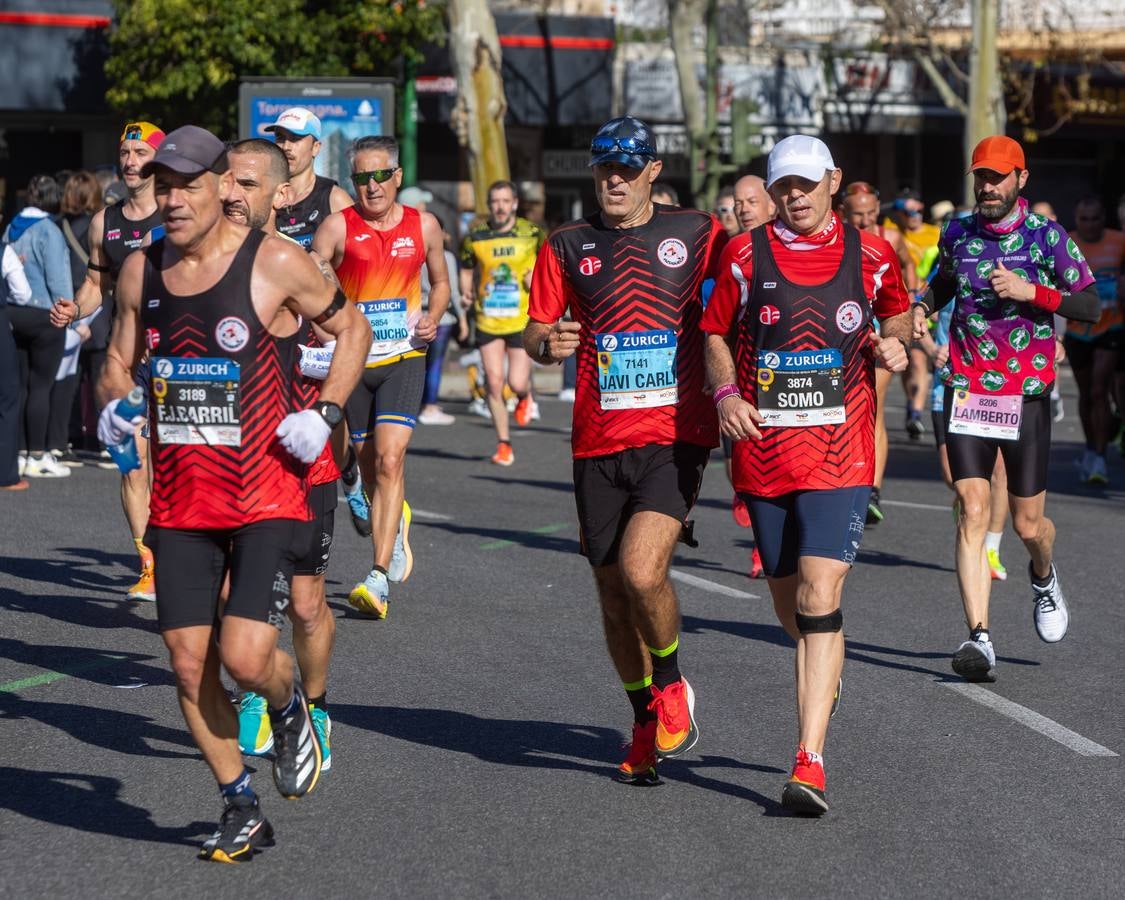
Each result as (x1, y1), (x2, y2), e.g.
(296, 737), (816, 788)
(150, 356), (241, 446)
(596, 329), (678, 410)
(756, 348), (845, 427)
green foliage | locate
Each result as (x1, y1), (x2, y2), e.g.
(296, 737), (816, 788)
(106, 0), (445, 135)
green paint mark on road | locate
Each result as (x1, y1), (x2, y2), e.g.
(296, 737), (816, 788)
(480, 522), (570, 551)
(0, 654), (128, 694)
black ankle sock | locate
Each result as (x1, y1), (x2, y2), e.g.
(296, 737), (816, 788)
(1030, 563), (1053, 587)
(219, 767), (258, 804)
(308, 693), (327, 711)
(649, 639), (681, 690)
(373, 564), (388, 577)
(626, 686), (655, 724)
(498, 439), (512, 447)
(267, 689), (301, 725)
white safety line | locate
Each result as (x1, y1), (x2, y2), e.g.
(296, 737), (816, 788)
(670, 569), (760, 600)
(882, 499), (951, 512)
(335, 495), (451, 521)
(941, 682), (1118, 758)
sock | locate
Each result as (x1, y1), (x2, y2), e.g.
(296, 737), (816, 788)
(268, 688), (301, 725)
(803, 749), (824, 766)
(1031, 565), (1053, 587)
(970, 623), (991, 643)
(498, 439), (512, 447)
(308, 692), (327, 712)
(648, 638), (680, 690)
(623, 676), (655, 724)
(218, 767), (258, 805)
(985, 531), (1002, 554)
(373, 564), (388, 577)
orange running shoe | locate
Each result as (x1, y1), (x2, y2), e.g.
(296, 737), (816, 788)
(648, 677), (699, 758)
(749, 546), (765, 579)
(491, 442), (514, 466)
(617, 720), (661, 785)
(731, 494), (751, 528)
(514, 395), (533, 427)
(781, 745), (828, 815)
(127, 555), (156, 602)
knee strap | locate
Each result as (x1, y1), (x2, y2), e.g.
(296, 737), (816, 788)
(795, 608), (843, 634)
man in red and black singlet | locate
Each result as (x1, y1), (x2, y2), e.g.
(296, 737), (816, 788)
(313, 135), (450, 619)
(265, 108), (353, 249)
(524, 116), (727, 786)
(704, 135), (912, 816)
(222, 138), (344, 768)
(96, 126), (370, 861)
(51, 121), (167, 604)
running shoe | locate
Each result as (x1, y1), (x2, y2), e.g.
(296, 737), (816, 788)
(310, 705), (332, 773)
(198, 796), (274, 863)
(17, 453), (27, 477)
(1087, 454), (1108, 485)
(272, 684), (322, 799)
(491, 442), (514, 466)
(749, 546), (764, 579)
(557, 388), (575, 403)
(1051, 393), (1064, 423)
(866, 487), (884, 525)
(50, 448), (83, 468)
(467, 397), (491, 419)
(1074, 450), (1093, 483)
(388, 500), (413, 583)
(23, 452), (71, 478)
(1031, 562), (1069, 643)
(781, 746), (828, 815)
(237, 692), (274, 756)
(649, 677), (699, 758)
(987, 548), (1007, 581)
(343, 478), (372, 538)
(905, 413), (925, 440)
(617, 720), (660, 786)
(952, 627), (996, 682)
(418, 406), (455, 425)
(126, 556), (156, 602)
(529, 400), (541, 421)
(348, 569), (389, 619)
(731, 494), (751, 528)
(830, 677), (842, 718)
(514, 395), (533, 427)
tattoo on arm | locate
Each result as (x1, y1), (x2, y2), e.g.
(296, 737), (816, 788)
(315, 258), (339, 288)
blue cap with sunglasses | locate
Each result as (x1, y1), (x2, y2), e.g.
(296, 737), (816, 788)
(589, 116), (658, 169)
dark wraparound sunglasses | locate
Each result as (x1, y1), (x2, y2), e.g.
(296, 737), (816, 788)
(590, 136), (656, 158)
(351, 168), (399, 186)
(123, 124), (145, 140)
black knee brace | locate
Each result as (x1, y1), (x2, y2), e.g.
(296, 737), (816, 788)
(795, 608), (843, 634)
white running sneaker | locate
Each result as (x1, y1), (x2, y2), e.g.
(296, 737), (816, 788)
(529, 400), (541, 421)
(24, 453), (71, 478)
(952, 628), (996, 682)
(467, 397), (491, 419)
(418, 406), (455, 425)
(557, 388), (575, 403)
(1031, 562), (1069, 643)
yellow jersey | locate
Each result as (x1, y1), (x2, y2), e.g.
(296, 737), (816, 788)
(460, 217), (545, 335)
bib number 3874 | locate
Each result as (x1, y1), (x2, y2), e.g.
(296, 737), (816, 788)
(756, 348), (845, 427)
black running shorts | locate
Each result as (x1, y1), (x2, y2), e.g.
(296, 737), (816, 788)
(574, 442), (710, 568)
(476, 327), (523, 349)
(345, 354), (426, 440)
(147, 519), (303, 632)
(942, 387), (1051, 497)
(1064, 332), (1122, 372)
(294, 482), (337, 577)
(740, 486), (871, 579)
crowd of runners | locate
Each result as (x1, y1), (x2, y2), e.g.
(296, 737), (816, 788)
(6, 103), (1118, 856)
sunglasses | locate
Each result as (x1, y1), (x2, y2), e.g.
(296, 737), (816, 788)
(590, 136), (656, 158)
(351, 168), (398, 186)
(123, 124), (145, 141)
(844, 181), (878, 198)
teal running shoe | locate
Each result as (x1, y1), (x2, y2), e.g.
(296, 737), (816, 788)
(310, 705), (332, 772)
(344, 479), (372, 538)
(237, 692), (273, 756)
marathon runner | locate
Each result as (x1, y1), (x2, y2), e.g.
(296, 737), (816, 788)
(524, 116), (727, 786)
(459, 180), (545, 465)
(312, 135), (450, 618)
(51, 121), (166, 602)
(95, 125), (369, 861)
(913, 135), (1099, 682)
(219, 138), (344, 772)
(840, 180), (921, 524)
(1064, 196), (1125, 484)
(703, 135), (912, 815)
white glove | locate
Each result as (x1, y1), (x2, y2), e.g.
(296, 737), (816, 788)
(97, 397), (145, 446)
(276, 409), (331, 463)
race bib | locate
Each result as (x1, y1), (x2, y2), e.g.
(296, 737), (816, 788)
(596, 329), (678, 410)
(481, 276), (521, 319)
(948, 389), (1022, 440)
(298, 342), (335, 381)
(151, 357), (240, 446)
(756, 349), (845, 427)
(358, 298), (413, 363)
(1093, 271), (1118, 308)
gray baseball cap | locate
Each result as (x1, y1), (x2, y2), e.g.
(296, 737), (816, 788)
(140, 125), (228, 178)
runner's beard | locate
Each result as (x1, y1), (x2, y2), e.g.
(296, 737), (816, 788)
(976, 184), (1020, 220)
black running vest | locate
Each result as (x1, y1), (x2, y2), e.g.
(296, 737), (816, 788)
(277, 175), (337, 249)
(102, 202), (164, 279)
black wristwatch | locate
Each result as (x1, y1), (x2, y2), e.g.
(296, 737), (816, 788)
(537, 337), (552, 363)
(315, 401), (343, 428)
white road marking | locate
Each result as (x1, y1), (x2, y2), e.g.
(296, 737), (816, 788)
(942, 682), (1118, 757)
(883, 499), (951, 512)
(334, 495), (452, 521)
(670, 569), (760, 600)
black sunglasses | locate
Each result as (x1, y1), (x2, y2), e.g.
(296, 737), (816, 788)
(590, 136), (656, 158)
(351, 168), (399, 186)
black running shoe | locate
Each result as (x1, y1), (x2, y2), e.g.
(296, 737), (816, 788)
(272, 684), (323, 799)
(198, 796), (274, 863)
(866, 488), (884, 525)
(905, 414), (925, 440)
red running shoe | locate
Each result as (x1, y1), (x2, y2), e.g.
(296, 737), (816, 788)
(731, 494), (751, 528)
(617, 720), (661, 785)
(514, 395), (533, 427)
(749, 547), (765, 579)
(781, 745), (828, 815)
(649, 678), (699, 758)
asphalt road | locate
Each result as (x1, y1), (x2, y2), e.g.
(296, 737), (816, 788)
(1, 370), (1123, 899)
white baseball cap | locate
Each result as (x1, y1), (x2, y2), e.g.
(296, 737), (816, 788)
(766, 135), (836, 189)
(399, 186), (433, 207)
(264, 107), (322, 140)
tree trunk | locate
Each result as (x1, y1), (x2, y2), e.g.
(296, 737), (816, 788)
(669, 0), (722, 208)
(965, 0), (1006, 204)
(448, 0), (511, 215)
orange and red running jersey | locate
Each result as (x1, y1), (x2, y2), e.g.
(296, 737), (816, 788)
(702, 219), (910, 497)
(528, 205), (727, 459)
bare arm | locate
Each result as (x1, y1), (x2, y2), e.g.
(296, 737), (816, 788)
(887, 229), (919, 293)
(522, 318), (580, 365)
(329, 185), (353, 214)
(705, 333), (764, 441)
(419, 212), (450, 334)
(52, 210), (110, 326)
(459, 267), (475, 308)
(96, 251), (146, 408)
(310, 210), (347, 271)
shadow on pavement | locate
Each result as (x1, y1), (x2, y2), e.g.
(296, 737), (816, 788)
(470, 474), (574, 494)
(417, 521), (580, 555)
(0, 767), (210, 846)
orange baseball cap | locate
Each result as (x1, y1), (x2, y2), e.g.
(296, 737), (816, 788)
(119, 121), (165, 149)
(968, 135), (1025, 175)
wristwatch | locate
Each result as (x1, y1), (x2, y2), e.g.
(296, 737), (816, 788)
(537, 337), (552, 363)
(315, 401), (344, 428)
